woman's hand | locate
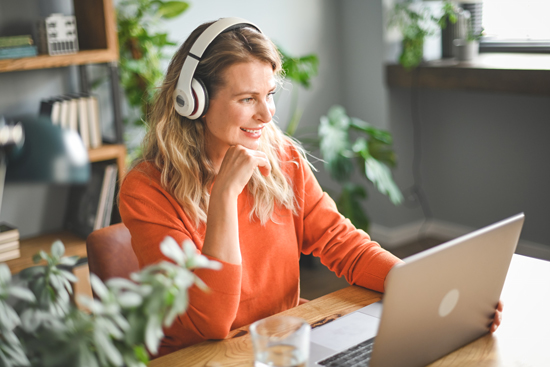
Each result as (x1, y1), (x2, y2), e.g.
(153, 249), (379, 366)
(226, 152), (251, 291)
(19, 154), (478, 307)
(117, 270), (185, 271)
(214, 145), (271, 198)
(202, 145), (271, 265)
(490, 300), (504, 333)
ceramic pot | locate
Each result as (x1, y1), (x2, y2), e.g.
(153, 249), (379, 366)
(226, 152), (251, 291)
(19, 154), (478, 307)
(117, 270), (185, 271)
(453, 39), (479, 61)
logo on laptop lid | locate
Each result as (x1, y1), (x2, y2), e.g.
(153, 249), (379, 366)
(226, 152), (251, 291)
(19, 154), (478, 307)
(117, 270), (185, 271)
(439, 289), (460, 318)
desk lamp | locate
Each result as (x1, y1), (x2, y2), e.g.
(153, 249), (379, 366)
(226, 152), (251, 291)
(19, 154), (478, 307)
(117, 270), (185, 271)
(0, 115), (90, 235)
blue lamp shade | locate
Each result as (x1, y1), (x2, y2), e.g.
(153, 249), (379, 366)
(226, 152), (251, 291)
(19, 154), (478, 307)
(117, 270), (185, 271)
(5, 115), (90, 183)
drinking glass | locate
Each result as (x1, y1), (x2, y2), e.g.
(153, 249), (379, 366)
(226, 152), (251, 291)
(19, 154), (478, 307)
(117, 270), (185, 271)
(250, 316), (311, 367)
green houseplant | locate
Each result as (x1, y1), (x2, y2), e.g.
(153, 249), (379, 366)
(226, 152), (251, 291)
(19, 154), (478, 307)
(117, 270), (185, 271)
(388, 0), (458, 69)
(0, 238), (220, 367)
(318, 106), (402, 231)
(116, 0), (190, 128)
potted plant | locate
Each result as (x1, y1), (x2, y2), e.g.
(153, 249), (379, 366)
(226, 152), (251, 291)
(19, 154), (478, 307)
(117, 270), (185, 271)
(388, 0), (458, 69)
(116, 0), (190, 161)
(0, 238), (220, 366)
(317, 106), (403, 231)
(453, 14), (483, 61)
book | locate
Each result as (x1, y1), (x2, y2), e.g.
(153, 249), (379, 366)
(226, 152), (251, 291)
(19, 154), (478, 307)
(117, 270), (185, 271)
(59, 96), (71, 129)
(65, 162), (116, 238)
(0, 34), (33, 48)
(93, 164), (115, 231)
(77, 94), (90, 149)
(87, 94), (102, 148)
(0, 248), (20, 262)
(51, 98), (63, 125)
(67, 96), (79, 132)
(0, 45), (37, 59)
(0, 240), (19, 253)
(0, 223), (19, 243)
(101, 165), (118, 228)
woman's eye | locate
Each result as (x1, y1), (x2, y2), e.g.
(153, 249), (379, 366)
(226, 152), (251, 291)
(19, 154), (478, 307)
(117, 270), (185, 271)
(267, 92), (275, 100)
(242, 97), (253, 103)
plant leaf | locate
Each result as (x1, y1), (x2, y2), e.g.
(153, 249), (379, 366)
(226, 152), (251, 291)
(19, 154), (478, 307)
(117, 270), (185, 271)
(156, 1), (190, 19)
(364, 157), (403, 205)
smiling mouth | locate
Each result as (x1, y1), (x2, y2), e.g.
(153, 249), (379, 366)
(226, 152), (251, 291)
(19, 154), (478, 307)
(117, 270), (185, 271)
(240, 127), (262, 135)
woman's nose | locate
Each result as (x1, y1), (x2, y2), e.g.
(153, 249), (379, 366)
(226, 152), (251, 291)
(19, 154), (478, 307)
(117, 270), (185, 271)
(254, 99), (274, 123)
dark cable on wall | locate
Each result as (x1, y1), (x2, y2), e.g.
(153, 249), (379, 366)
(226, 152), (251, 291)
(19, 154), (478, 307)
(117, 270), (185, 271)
(403, 67), (433, 237)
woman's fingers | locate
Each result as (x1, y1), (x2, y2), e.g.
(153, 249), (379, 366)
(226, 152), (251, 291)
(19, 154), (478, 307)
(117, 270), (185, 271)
(216, 145), (271, 195)
(489, 300), (504, 333)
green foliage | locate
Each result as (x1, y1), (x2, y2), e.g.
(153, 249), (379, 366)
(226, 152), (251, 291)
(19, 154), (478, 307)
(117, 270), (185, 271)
(388, 0), (458, 69)
(116, 0), (190, 127)
(0, 238), (220, 367)
(277, 46), (319, 136)
(319, 106), (403, 230)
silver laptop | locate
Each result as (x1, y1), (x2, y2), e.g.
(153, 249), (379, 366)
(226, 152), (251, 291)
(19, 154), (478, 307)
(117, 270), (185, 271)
(308, 213), (524, 367)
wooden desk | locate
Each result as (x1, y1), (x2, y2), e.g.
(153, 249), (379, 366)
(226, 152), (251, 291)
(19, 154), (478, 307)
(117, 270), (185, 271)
(150, 254), (550, 367)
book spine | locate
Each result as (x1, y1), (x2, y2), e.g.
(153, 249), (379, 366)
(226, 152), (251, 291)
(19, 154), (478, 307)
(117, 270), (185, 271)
(0, 35), (33, 48)
(0, 46), (37, 59)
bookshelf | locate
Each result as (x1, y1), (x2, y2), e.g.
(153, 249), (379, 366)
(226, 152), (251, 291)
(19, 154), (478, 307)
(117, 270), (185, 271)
(0, 0), (126, 174)
(0, 0), (118, 73)
(0, 0), (126, 294)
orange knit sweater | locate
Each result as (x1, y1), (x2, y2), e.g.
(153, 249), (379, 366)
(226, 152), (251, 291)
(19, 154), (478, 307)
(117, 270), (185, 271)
(119, 147), (401, 357)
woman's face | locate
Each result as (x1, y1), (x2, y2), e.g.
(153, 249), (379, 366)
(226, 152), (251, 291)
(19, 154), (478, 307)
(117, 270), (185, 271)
(202, 59), (276, 166)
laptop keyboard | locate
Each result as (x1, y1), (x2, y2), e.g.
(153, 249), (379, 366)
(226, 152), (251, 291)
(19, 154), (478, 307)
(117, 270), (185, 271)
(318, 337), (375, 367)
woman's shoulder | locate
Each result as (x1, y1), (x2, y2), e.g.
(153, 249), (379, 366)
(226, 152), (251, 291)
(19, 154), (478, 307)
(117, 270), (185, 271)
(121, 160), (162, 191)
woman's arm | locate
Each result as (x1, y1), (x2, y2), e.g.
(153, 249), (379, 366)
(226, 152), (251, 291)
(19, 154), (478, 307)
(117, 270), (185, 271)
(201, 145), (271, 264)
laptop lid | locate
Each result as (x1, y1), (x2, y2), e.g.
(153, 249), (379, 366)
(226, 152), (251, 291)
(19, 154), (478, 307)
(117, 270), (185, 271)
(369, 213), (524, 367)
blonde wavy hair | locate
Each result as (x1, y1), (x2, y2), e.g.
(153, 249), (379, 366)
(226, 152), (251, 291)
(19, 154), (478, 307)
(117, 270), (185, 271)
(136, 20), (305, 227)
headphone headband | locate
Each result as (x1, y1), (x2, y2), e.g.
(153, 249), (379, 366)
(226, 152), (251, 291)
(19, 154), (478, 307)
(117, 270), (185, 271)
(174, 17), (262, 119)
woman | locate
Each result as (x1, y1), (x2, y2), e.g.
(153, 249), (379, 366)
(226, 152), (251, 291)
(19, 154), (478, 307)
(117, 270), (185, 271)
(119, 18), (502, 357)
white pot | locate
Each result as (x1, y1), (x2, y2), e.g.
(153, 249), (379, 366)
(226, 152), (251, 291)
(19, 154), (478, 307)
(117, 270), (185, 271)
(453, 39), (479, 61)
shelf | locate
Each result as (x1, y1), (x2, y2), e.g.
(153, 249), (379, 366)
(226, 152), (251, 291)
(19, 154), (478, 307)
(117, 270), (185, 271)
(0, 49), (118, 73)
(88, 144), (127, 182)
(0, 0), (118, 73)
(5, 231), (87, 275)
(385, 53), (550, 95)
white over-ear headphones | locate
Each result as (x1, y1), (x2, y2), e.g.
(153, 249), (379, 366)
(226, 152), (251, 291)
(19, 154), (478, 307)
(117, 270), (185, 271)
(173, 17), (262, 120)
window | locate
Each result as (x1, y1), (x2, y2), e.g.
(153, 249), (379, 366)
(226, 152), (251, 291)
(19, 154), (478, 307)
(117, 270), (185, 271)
(480, 0), (550, 52)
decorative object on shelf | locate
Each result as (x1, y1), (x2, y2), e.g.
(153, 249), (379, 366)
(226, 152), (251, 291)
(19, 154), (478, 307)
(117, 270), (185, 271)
(36, 13), (79, 56)
(317, 106), (402, 231)
(387, 0), (459, 69)
(0, 237), (221, 367)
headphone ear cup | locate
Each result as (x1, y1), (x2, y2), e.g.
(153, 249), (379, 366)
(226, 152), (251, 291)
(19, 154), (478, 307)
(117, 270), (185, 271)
(188, 78), (209, 120)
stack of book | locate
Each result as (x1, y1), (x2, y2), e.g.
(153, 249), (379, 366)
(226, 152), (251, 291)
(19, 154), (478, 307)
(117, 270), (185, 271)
(0, 34), (38, 60)
(39, 93), (102, 149)
(65, 162), (119, 238)
(0, 223), (20, 262)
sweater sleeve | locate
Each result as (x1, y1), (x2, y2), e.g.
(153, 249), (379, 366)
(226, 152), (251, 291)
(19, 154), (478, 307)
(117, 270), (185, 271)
(118, 164), (242, 354)
(297, 157), (402, 293)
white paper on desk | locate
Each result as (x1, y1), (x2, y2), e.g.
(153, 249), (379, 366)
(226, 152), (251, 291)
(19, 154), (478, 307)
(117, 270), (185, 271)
(310, 312), (380, 351)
